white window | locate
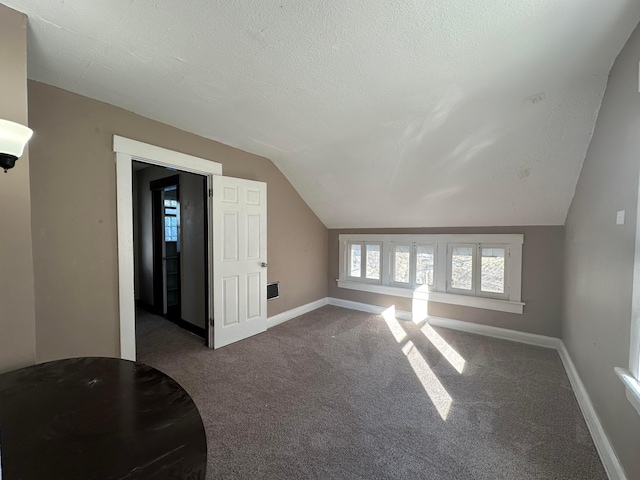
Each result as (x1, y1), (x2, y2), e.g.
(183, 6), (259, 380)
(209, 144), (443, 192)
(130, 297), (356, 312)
(338, 233), (524, 314)
(448, 244), (476, 294)
(479, 245), (508, 299)
(347, 242), (362, 278)
(391, 243), (412, 285)
(391, 243), (437, 289)
(346, 241), (382, 284)
(415, 244), (435, 287)
(365, 243), (382, 281)
(446, 243), (509, 300)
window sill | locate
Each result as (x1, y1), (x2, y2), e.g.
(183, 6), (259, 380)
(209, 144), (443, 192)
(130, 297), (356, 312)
(337, 280), (524, 314)
(615, 368), (640, 416)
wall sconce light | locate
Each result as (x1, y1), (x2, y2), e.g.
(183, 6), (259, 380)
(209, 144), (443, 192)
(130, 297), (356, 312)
(0, 119), (33, 173)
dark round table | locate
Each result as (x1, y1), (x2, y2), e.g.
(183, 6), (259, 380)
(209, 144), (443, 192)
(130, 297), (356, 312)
(0, 357), (207, 479)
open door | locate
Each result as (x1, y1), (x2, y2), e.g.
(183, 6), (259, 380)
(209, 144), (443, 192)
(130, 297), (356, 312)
(210, 176), (267, 348)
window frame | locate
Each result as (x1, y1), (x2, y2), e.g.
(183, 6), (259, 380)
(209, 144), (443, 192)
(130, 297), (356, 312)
(390, 242), (438, 290)
(345, 241), (382, 285)
(363, 241), (383, 283)
(616, 178), (640, 416)
(337, 233), (524, 314)
(447, 243), (477, 296)
(477, 243), (510, 301)
(414, 243), (437, 290)
(390, 242), (414, 288)
(345, 241), (363, 280)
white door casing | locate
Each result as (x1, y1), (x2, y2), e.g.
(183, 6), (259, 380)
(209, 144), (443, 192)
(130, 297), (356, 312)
(211, 176), (267, 348)
(115, 136), (222, 360)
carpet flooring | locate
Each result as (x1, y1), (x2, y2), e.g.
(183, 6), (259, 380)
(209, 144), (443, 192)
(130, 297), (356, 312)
(136, 305), (607, 480)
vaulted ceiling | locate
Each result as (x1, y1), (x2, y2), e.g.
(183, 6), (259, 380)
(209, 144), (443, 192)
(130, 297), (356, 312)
(4, 0), (640, 227)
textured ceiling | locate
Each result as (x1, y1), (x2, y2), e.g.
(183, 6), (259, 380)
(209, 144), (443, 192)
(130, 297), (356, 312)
(4, 1), (640, 228)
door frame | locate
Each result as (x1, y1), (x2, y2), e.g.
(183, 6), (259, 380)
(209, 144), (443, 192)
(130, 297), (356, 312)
(114, 136), (222, 361)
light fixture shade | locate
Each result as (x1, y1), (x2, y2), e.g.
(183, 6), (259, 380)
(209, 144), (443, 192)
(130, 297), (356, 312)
(0, 119), (33, 158)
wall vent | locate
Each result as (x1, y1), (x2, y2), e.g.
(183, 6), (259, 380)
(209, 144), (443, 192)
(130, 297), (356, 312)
(267, 282), (279, 300)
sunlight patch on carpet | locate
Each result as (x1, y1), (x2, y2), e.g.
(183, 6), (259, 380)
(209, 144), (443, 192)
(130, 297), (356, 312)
(402, 341), (453, 420)
(382, 306), (407, 343)
(420, 324), (466, 374)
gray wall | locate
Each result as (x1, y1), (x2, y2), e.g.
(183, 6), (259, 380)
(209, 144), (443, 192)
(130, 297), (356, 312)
(28, 81), (328, 362)
(562, 22), (640, 479)
(0, 5), (36, 373)
(133, 165), (140, 301)
(179, 171), (206, 329)
(329, 226), (563, 337)
(135, 165), (176, 307)
(134, 164), (206, 329)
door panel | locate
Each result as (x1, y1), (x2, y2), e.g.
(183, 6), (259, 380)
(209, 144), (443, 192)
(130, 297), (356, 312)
(247, 214), (260, 259)
(247, 273), (261, 319)
(223, 212), (238, 261)
(211, 176), (267, 348)
(222, 276), (239, 326)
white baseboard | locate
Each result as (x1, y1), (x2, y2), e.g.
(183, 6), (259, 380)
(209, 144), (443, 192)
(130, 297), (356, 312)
(267, 297), (328, 329)
(327, 296), (625, 479)
(557, 343), (626, 480)
(326, 297), (398, 316)
(425, 315), (562, 349)
(327, 297), (560, 349)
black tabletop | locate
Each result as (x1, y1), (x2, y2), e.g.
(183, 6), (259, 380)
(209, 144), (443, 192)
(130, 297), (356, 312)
(0, 357), (206, 480)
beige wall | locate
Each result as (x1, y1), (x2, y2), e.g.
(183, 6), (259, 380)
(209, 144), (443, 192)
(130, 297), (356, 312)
(562, 21), (640, 479)
(28, 81), (328, 362)
(0, 5), (36, 373)
(329, 226), (563, 337)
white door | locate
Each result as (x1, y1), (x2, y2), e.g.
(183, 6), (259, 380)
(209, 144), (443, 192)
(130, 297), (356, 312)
(210, 176), (267, 348)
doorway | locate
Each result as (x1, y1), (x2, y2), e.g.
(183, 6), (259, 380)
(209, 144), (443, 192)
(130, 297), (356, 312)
(115, 136), (268, 362)
(133, 162), (208, 342)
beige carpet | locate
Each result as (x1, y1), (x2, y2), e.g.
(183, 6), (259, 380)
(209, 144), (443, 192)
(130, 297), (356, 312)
(136, 305), (606, 480)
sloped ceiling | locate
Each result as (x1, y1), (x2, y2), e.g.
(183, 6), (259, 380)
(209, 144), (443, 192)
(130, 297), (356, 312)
(4, 0), (640, 227)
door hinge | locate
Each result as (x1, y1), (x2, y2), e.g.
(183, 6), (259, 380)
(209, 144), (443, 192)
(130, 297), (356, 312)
(209, 318), (214, 327)
(208, 188), (213, 198)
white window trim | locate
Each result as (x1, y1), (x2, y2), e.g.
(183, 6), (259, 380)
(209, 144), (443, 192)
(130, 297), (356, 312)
(477, 243), (510, 300)
(390, 242), (414, 288)
(336, 280), (524, 314)
(414, 243), (437, 289)
(447, 243), (477, 295)
(338, 233), (524, 315)
(345, 241), (364, 281)
(615, 368), (640, 416)
(617, 171), (640, 415)
(364, 241), (383, 283)
(345, 241), (383, 284)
